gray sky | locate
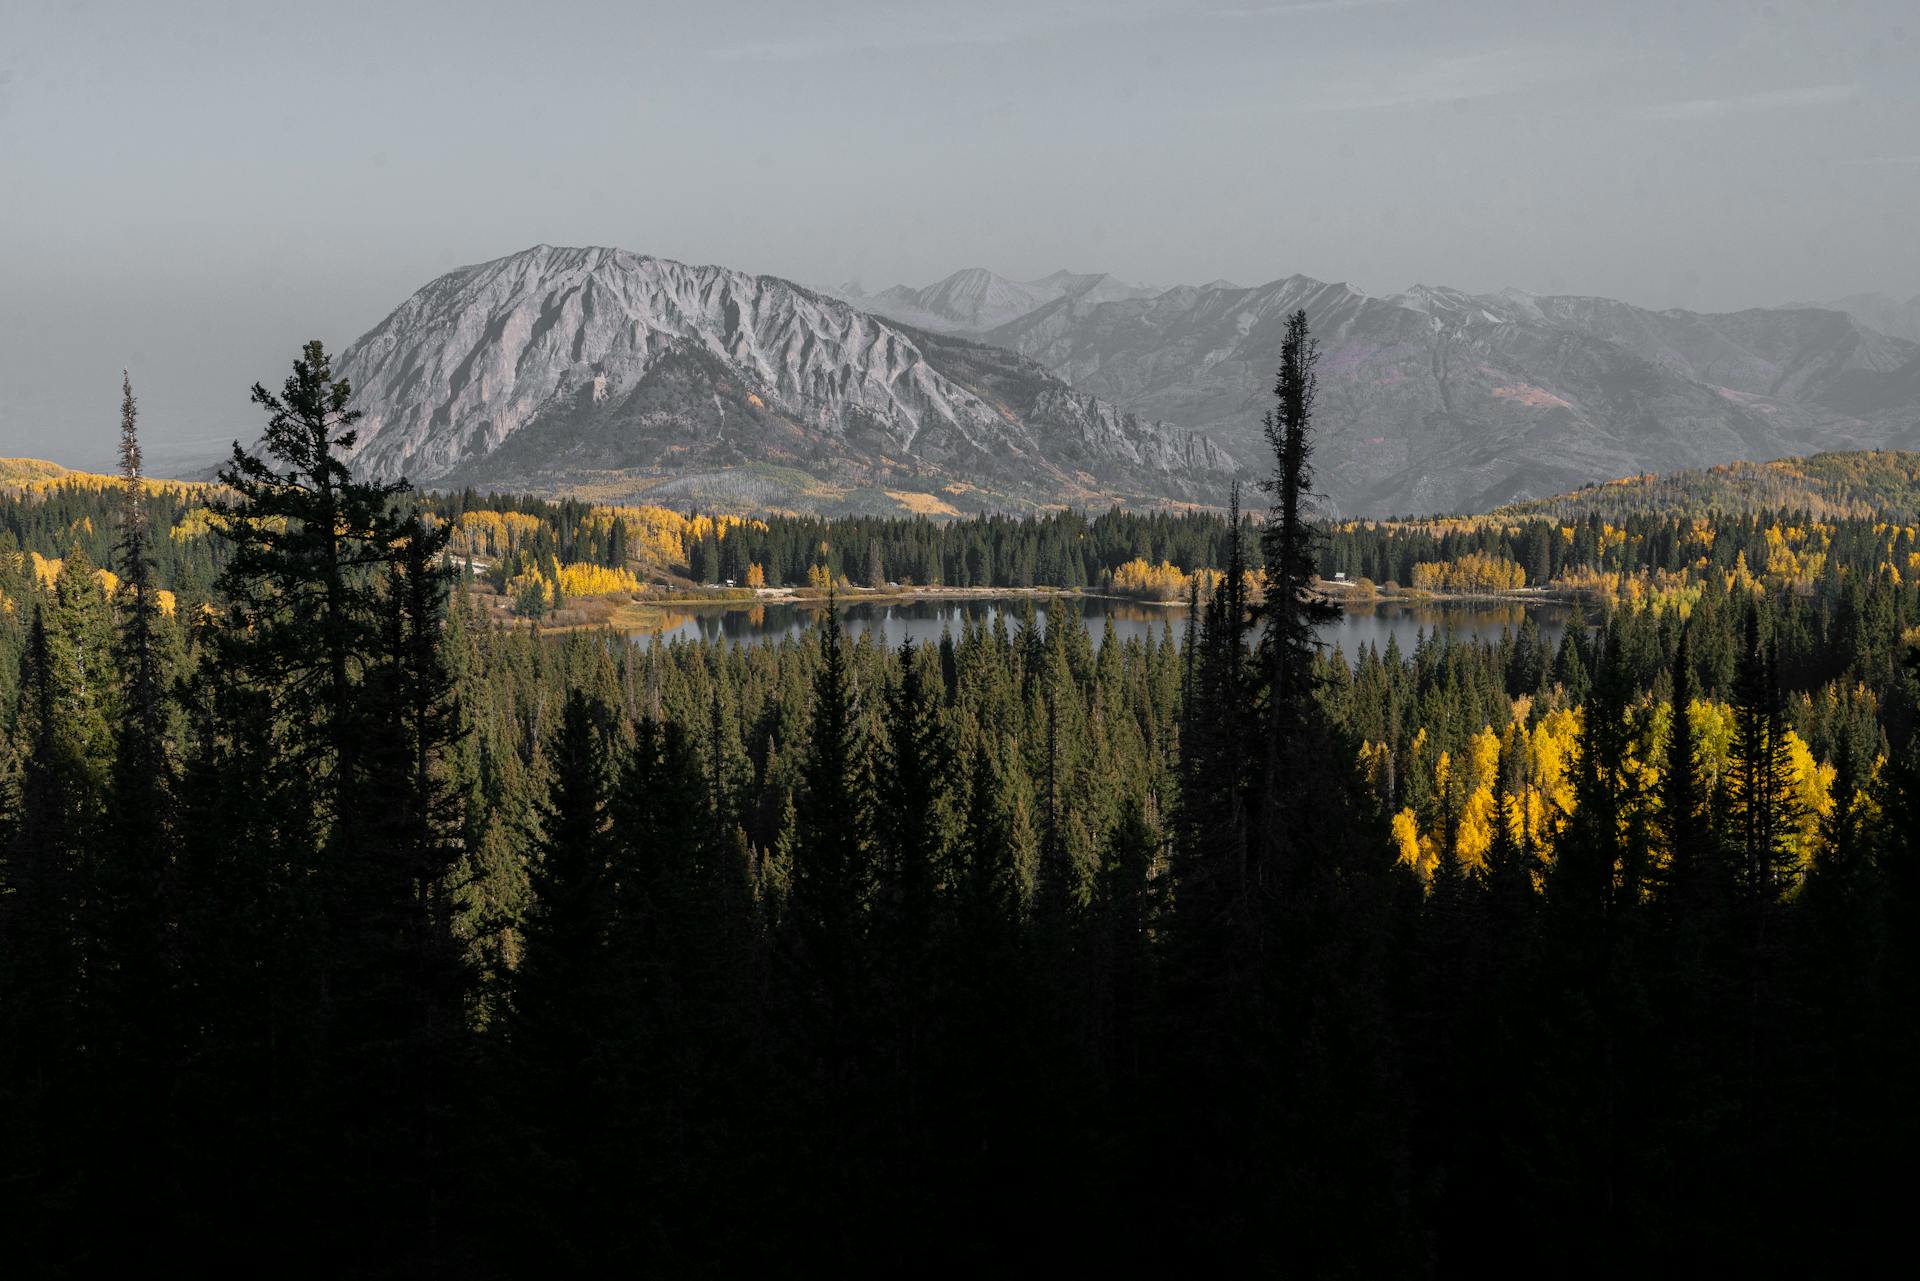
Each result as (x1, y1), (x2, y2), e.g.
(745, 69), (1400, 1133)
(3, 0), (1915, 468)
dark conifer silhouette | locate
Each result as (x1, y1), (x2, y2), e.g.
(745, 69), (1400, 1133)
(0, 607), (86, 1260)
(85, 373), (181, 1261)
(1727, 607), (1804, 902)
(787, 593), (871, 1028)
(1661, 625), (1716, 912)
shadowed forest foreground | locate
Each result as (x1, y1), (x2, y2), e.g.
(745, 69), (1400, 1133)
(4, 318), (1919, 1275)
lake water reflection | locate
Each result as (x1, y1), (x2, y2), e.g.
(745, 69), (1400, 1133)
(623, 596), (1572, 663)
(1328, 600), (1572, 661)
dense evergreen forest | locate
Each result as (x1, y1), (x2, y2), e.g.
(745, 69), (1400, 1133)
(4, 321), (1919, 1273)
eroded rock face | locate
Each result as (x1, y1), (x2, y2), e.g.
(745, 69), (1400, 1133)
(335, 246), (1233, 512)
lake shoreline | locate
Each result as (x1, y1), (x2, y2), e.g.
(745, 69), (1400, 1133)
(737, 584), (1087, 606)
(1316, 581), (1582, 607)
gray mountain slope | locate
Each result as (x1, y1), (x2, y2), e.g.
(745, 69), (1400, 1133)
(979, 276), (1920, 516)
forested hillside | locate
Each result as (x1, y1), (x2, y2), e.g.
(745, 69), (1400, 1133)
(3, 329), (1919, 1273)
(1496, 449), (1920, 522)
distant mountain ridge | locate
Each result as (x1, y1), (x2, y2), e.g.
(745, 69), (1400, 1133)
(974, 273), (1920, 516)
(332, 247), (1233, 515)
(828, 268), (1160, 334)
(822, 265), (1920, 516)
(1784, 292), (1920, 344)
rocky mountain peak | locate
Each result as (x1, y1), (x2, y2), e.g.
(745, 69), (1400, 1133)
(332, 246), (1234, 514)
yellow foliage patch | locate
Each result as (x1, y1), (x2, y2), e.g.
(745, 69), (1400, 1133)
(1409, 552), (1526, 593)
(30, 552), (62, 589)
(1109, 558), (1220, 602)
(885, 490), (962, 517)
(552, 560), (641, 597)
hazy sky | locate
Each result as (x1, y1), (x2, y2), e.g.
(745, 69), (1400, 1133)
(3, 0), (1915, 467)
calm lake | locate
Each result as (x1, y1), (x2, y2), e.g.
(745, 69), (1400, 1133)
(622, 596), (1573, 661)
